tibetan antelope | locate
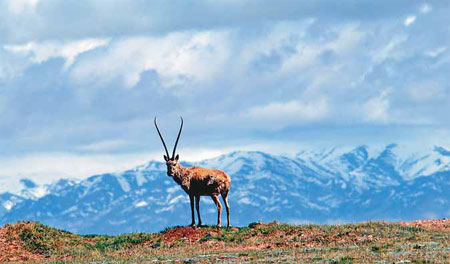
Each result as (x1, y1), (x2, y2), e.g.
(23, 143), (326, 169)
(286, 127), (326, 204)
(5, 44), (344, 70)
(154, 117), (231, 227)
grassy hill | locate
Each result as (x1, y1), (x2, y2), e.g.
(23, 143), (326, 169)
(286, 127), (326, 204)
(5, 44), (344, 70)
(1, 220), (449, 263)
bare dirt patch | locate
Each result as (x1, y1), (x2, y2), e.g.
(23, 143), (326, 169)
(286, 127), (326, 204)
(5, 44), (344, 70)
(162, 226), (210, 243)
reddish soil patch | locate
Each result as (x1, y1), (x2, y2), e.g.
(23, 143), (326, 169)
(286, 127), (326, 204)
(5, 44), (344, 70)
(0, 223), (45, 262)
(398, 218), (450, 231)
(162, 226), (211, 243)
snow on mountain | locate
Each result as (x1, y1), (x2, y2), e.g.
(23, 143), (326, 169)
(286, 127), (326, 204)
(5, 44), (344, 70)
(0, 193), (24, 215)
(17, 179), (49, 200)
(398, 146), (450, 179)
(0, 144), (449, 234)
(0, 178), (49, 205)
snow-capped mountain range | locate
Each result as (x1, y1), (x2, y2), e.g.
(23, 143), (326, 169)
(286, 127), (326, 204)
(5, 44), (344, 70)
(1, 144), (449, 234)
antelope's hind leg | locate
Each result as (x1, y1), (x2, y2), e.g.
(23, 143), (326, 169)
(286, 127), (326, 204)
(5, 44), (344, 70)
(189, 195), (195, 227)
(195, 195), (202, 227)
(221, 191), (230, 227)
(211, 194), (222, 228)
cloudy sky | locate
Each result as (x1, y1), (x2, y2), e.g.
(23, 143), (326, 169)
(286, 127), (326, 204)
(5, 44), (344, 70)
(0, 0), (448, 185)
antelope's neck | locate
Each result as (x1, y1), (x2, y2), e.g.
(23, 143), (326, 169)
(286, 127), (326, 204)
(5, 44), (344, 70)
(172, 165), (192, 192)
(172, 165), (187, 182)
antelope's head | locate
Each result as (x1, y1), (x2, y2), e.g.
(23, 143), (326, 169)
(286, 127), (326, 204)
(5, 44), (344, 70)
(165, 154), (180, 176)
(154, 117), (183, 177)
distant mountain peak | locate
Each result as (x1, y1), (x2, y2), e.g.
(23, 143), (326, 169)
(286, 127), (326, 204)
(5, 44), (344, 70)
(376, 144), (399, 164)
(354, 144), (369, 151)
(20, 179), (37, 188)
(434, 146), (450, 156)
(339, 145), (369, 171)
(386, 143), (398, 149)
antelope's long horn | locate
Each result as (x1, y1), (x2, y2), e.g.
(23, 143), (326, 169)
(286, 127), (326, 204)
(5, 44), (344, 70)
(172, 117), (183, 159)
(154, 117), (170, 158)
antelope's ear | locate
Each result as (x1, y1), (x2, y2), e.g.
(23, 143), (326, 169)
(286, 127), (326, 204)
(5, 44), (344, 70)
(174, 154), (179, 161)
(164, 155), (169, 161)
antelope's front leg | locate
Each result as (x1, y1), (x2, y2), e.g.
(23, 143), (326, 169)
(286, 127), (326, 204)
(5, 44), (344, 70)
(189, 195), (195, 227)
(211, 194), (222, 227)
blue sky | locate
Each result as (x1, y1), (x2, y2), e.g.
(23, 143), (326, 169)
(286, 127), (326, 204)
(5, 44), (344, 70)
(0, 0), (448, 184)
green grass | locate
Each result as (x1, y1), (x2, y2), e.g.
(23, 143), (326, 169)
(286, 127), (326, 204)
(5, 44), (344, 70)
(2, 220), (450, 263)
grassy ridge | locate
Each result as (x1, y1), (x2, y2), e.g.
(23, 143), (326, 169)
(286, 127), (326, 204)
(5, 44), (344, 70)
(1, 220), (449, 263)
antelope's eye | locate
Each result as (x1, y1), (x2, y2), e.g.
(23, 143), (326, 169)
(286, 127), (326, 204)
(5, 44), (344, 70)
(173, 163), (177, 166)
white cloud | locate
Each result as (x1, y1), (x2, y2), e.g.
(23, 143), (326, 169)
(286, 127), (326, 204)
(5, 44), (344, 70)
(371, 34), (408, 63)
(404, 15), (416, 26)
(246, 97), (329, 123)
(325, 24), (365, 55)
(76, 139), (130, 152)
(2, 1), (428, 43)
(0, 49), (30, 80)
(4, 38), (109, 69)
(425, 46), (447, 58)
(7, 0), (39, 14)
(135, 201), (148, 207)
(408, 81), (447, 102)
(65, 22), (364, 94)
(420, 3), (432, 14)
(362, 89), (390, 123)
(0, 152), (151, 188)
(59, 39), (109, 68)
(280, 23), (364, 76)
(70, 31), (230, 88)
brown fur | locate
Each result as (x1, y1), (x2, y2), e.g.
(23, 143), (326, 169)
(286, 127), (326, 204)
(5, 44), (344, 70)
(166, 159), (231, 227)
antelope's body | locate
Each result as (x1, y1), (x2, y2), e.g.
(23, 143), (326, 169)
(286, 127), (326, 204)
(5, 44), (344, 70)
(172, 167), (231, 196)
(154, 117), (231, 227)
